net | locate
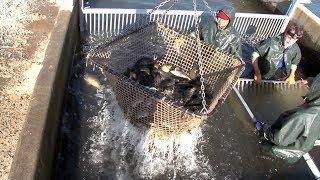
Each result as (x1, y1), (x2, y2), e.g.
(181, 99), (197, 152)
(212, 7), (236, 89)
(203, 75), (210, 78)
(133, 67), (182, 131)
(87, 21), (244, 137)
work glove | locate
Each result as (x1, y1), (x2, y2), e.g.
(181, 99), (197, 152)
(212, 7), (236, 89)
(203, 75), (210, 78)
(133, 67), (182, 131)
(254, 120), (265, 131)
(285, 74), (295, 85)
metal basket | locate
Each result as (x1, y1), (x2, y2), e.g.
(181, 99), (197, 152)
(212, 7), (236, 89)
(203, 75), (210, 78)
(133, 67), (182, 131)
(88, 21), (244, 137)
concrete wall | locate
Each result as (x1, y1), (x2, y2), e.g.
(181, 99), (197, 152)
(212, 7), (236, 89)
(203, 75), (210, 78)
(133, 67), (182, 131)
(9, 5), (80, 180)
(262, 0), (290, 14)
(291, 4), (320, 76)
(292, 4), (320, 50)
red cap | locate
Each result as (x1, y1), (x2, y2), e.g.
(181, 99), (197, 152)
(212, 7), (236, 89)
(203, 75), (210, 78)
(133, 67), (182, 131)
(216, 10), (229, 20)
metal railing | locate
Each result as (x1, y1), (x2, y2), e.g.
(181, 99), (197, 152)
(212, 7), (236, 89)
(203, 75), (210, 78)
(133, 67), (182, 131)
(80, 8), (289, 42)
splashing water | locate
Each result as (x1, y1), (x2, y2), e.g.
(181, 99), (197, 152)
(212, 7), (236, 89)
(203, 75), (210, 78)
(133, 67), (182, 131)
(81, 85), (213, 179)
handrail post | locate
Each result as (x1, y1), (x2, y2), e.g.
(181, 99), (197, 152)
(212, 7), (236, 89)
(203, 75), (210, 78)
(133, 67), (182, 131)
(286, 0), (300, 18)
(79, 0), (84, 32)
(281, 0), (301, 32)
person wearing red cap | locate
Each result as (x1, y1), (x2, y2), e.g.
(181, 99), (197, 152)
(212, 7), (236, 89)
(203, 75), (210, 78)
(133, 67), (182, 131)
(215, 9), (230, 29)
(250, 23), (304, 85)
(190, 6), (242, 59)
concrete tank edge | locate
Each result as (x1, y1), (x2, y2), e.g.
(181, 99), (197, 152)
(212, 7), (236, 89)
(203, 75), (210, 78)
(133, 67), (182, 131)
(9, 6), (80, 180)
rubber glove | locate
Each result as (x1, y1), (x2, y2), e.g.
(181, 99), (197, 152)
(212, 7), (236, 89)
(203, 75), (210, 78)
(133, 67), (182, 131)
(286, 74), (295, 85)
(254, 121), (265, 131)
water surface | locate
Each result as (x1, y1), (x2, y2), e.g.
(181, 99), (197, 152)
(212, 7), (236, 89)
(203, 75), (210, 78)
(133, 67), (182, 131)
(55, 52), (314, 179)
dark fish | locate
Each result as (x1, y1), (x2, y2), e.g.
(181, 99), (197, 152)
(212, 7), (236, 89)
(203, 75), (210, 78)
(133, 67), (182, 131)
(139, 65), (151, 75)
(184, 89), (213, 113)
(189, 63), (200, 80)
(135, 57), (154, 68)
(159, 78), (176, 91)
(152, 64), (175, 89)
(182, 87), (198, 104)
(136, 71), (154, 86)
(124, 68), (138, 80)
(123, 57), (213, 113)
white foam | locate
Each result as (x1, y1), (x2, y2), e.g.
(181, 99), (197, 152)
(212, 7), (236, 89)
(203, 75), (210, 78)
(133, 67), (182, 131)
(85, 86), (213, 179)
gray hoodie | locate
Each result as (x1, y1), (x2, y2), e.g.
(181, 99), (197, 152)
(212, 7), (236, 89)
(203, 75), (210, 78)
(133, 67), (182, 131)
(265, 74), (320, 163)
(199, 6), (242, 59)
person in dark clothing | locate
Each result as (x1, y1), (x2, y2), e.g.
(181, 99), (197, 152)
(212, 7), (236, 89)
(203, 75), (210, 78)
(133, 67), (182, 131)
(255, 74), (320, 163)
(190, 6), (242, 59)
(250, 23), (303, 85)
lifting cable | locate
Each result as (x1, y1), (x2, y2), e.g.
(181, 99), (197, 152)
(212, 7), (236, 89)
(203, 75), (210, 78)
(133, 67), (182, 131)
(192, 0), (208, 114)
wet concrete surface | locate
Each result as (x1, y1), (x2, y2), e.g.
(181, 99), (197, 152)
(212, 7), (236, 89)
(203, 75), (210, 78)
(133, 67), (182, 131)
(0, 77), (10, 91)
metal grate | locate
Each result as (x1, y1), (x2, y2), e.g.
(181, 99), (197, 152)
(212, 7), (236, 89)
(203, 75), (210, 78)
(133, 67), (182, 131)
(235, 78), (304, 92)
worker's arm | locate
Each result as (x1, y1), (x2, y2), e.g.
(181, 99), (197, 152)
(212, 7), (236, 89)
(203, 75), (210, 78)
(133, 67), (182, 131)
(251, 52), (262, 84)
(286, 46), (301, 85)
(272, 113), (305, 147)
(251, 37), (272, 85)
(272, 112), (319, 153)
(285, 65), (297, 84)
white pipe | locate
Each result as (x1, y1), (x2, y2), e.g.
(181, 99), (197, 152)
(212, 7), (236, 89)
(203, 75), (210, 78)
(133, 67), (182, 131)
(303, 153), (320, 179)
(233, 87), (256, 121)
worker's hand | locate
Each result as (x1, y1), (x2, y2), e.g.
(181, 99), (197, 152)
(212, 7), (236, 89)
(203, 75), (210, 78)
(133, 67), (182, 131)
(254, 120), (265, 131)
(285, 75), (295, 85)
(301, 78), (308, 86)
(254, 72), (262, 85)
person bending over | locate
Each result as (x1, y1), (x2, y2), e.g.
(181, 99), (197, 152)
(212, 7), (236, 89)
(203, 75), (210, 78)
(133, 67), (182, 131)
(255, 74), (320, 163)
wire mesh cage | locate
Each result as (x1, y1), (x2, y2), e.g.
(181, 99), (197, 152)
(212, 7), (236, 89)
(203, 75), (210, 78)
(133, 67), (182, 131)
(87, 21), (244, 137)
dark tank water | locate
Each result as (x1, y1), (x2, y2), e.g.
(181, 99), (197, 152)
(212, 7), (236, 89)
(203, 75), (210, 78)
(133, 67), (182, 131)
(238, 83), (307, 124)
(54, 1), (318, 179)
(54, 37), (314, 179)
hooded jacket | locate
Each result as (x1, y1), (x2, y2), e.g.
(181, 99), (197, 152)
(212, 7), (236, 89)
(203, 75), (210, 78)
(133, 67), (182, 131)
(265, 74), (320, 163)
(254, 34), (301, 80)
(196, 6), (242, 59)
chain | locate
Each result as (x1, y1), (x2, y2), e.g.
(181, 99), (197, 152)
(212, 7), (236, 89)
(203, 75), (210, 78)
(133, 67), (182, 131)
(96, 0), (174, 50)
(192, 0), (208, 114)
(201, 0), (215, 15)
(159, 0), (179, 22)
(148, 0), (173, 16)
